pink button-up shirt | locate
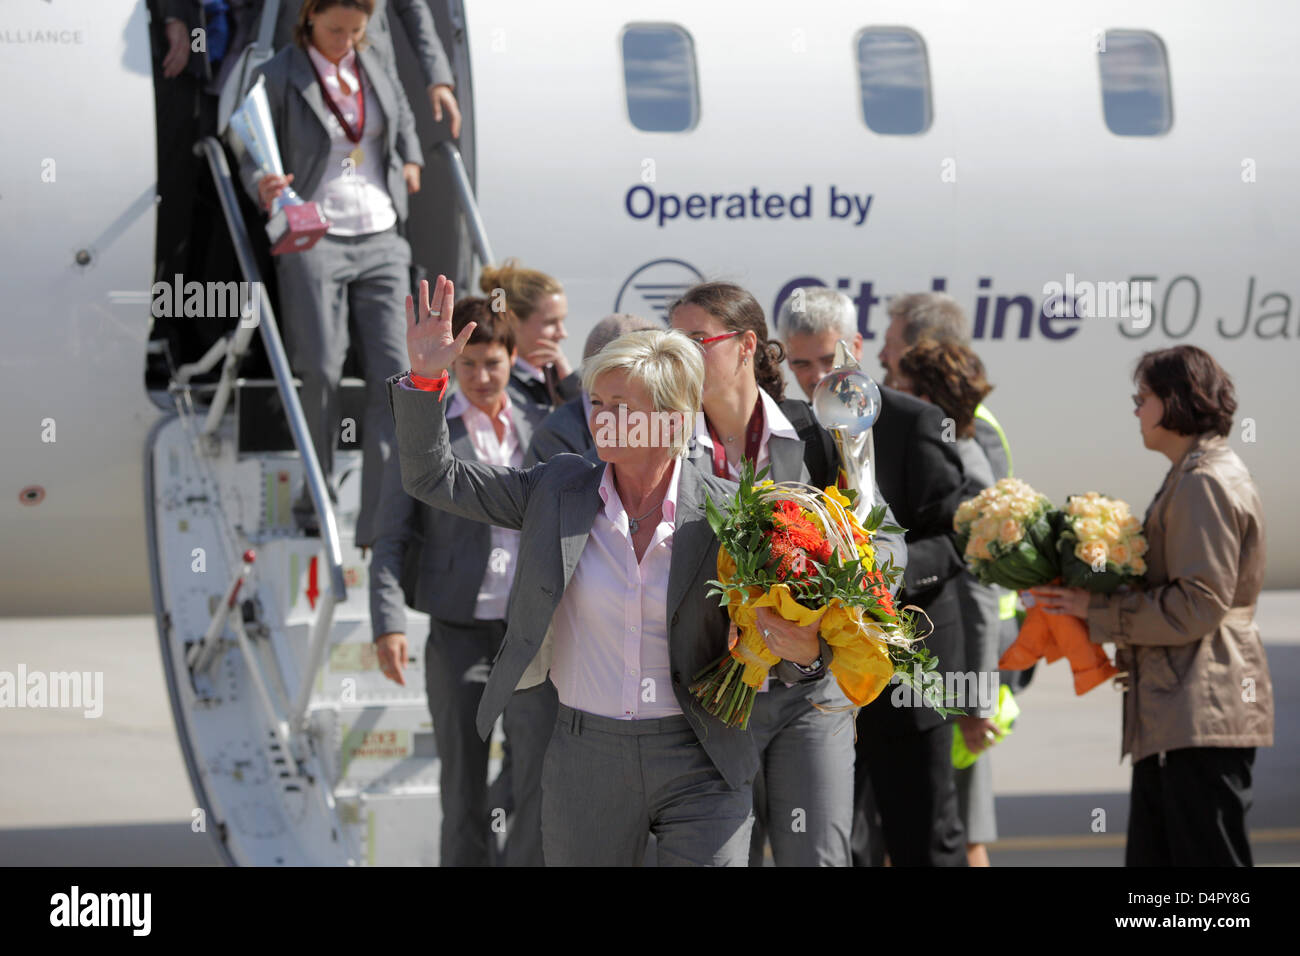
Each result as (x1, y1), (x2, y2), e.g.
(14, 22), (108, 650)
(305, 44), (396, 236)
(446, 391), (523, 620)
(548, 457), (684, 719)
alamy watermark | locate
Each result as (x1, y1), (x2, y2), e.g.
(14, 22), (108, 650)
(1041, 273), (1152, 323)
(49, 886), (150, 935)
(151, 274), (264, 327)
(0, 665), (103, 718)
(592, 406), (689, 449)
(891, 665), (998, 712)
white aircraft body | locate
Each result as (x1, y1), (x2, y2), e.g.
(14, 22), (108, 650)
(2, 0), (1296, 864)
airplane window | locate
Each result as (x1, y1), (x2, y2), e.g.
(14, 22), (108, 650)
(621, 24), (699, 132)
(856, 27), (932, 135)
(1099, 30), (1172, 135)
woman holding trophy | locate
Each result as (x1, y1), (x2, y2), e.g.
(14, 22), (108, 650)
(237, 0), (423, 543)
(668, 282), (906, 866)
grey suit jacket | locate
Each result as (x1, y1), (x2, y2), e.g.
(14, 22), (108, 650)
(524, 397), (592, 466)
(370, 396), (548, 636)
(972, 416), (1010, 484)
(386, 373), (825, 789)
(237, 43), (422, 225)
(274, 0), (454, 89)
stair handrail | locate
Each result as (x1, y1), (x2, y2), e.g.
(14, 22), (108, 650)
(437, 141), (495, 267)
(194, 136), (347, 736)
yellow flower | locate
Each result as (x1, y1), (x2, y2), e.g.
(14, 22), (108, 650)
(1130, 555), (1147, 575)
(1101, 522), (1123, 545)
(998, 518), (1023, 545)
(1110, 542), (1131, 566)
(823, 485), (853, 510)
(1130, 536), (1148, 557)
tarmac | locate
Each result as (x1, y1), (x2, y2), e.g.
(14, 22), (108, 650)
(2, 592), (1297, 866)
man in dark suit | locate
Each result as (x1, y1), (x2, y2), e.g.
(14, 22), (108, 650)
(855, 386), (982, 865)
(370, 297), (551, 865)
(389, 277), (832, 865)
(779, 286), (981, 865)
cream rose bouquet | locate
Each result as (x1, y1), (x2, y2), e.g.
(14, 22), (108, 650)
(953, 477), (1061, 590)
(1057, 492), (1148, 593)
(957, 479), (1123, 695)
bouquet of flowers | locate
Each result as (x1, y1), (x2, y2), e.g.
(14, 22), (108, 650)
(954, 479), (1129, 695)
(953, 478), (1061, 589)
(1057, 492), (1148, 593)
(692, 461), (945, 730)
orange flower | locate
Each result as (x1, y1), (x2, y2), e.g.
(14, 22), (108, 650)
(859, 568), (896, 616)
(767, 501), (832, 580)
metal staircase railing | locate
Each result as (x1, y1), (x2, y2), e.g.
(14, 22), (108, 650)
(191, 136), (347, 747)
(438, 141), (495, 268)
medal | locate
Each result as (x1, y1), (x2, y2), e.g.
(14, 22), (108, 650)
(705, 396), (765, 479)
(308, 51), (366, 157)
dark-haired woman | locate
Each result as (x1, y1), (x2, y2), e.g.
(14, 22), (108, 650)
(895, 340), (1004, 867)
(669, 282), (906, 867)
(239, 0), (421, 543)
(1034, 345), (1273, 866)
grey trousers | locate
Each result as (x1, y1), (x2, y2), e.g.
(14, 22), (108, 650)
(747, 680), (855, 866)
(425, 618), (550, 866)
(955, 748), (997, 845)
(274, 226), (410, 546)
(541, 703), (754, 866)
(500, 679), (559, 866)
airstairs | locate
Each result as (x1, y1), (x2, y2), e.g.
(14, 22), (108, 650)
(146, 136), (496, 865)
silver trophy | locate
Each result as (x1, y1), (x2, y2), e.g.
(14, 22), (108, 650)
(228, 76), (330, 254)
(811, 340), (883, 522)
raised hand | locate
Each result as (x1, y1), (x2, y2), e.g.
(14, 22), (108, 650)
(406, 275), (476, 379)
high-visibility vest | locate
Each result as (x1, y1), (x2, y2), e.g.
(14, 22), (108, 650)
(974, 403), (1013, 479)
(973, 403), (1019, 621)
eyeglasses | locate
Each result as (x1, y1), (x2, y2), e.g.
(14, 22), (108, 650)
(687, 330), (743, 349)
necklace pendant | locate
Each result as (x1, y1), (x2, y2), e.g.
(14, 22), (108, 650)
(628, 518), (638, 534)
(348, 146), (365, 166)
(726, 435), (735, 443)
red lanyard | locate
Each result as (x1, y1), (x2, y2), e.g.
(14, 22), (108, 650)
(308, 53), (366, 144)
(705, 396), (765, 479)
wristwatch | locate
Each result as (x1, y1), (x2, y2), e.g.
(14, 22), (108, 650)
(792, 655), (823, 674)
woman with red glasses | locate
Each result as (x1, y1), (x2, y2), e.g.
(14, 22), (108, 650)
(668, 281), (906, 866)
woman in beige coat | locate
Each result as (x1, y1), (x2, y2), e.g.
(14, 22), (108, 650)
(1034, 345), (1273, 866)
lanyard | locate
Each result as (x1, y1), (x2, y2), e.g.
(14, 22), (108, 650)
(308, 53), (366, 144)
(705, 396), (764, 479)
